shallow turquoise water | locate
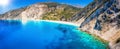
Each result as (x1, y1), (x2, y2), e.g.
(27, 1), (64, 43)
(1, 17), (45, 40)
(0, 20), (107, 49)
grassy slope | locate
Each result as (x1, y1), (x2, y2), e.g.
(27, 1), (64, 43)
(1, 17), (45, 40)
(42, 2), (81, 21)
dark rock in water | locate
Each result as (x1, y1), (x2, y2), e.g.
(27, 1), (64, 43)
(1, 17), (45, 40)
(94, 20), (102, 31)
(56, 24), (74, 34)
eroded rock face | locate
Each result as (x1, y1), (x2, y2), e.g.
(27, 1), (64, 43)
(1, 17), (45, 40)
(0, 8), (26, 20)
(0, 3), (81, 21)
(20, 4), (48, 20)
(116, 0), (120, 9)
(71, 0), (120, 48)
(112, 42), (120, 49)
(0, 4), (48, 20)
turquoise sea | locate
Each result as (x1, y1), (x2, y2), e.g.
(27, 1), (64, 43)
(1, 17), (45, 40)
(0, 20), (107, 49)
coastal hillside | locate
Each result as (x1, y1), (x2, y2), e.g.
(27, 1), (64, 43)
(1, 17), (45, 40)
(0, 2), (81, 21)
(71, 0), (120, 49)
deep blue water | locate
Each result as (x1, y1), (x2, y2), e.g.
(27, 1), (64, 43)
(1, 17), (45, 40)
(0, 20), (107, 49)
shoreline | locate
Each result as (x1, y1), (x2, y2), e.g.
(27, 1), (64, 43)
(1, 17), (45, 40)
(0, 19), (79, 26)
(40, 20), (79, 26)
(41, 20), (109, 43)
(0, 19), (109, 48)
(41, 20), (109, 48)
(77, 28), (109, 43)
(77, 28), (109, 49)
(0, 19), (108, 42)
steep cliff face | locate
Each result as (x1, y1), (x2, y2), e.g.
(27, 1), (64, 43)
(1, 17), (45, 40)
(0, 2), (81, 21)
(0, 3), (48, 20)
(72, 0), (120, 48)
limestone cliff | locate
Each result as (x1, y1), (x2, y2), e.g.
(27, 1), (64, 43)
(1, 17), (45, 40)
(0, 2), (81, 21)
(71, 0), (120, 48)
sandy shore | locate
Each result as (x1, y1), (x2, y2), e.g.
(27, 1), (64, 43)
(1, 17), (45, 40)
(1, 19), (79, 26)
(40, 20), (79, 26)
(21, 19), (79, 26)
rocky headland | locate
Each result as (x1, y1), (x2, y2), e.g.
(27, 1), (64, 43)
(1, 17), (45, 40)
(0, 2), (81, 21)
(71, 0), (120, 49)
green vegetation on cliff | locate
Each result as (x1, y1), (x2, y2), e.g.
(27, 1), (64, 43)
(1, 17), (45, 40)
(42, 2), (81, 21)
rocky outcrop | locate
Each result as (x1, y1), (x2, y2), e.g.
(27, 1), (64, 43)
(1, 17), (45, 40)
(0, 3), (48, 20)
(71, 0), (120, 48)
(111, 42), (120, 49)
(0, 8), (26, 20)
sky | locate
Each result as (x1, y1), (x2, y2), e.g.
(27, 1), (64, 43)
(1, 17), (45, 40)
(0, 0), (93, 14)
